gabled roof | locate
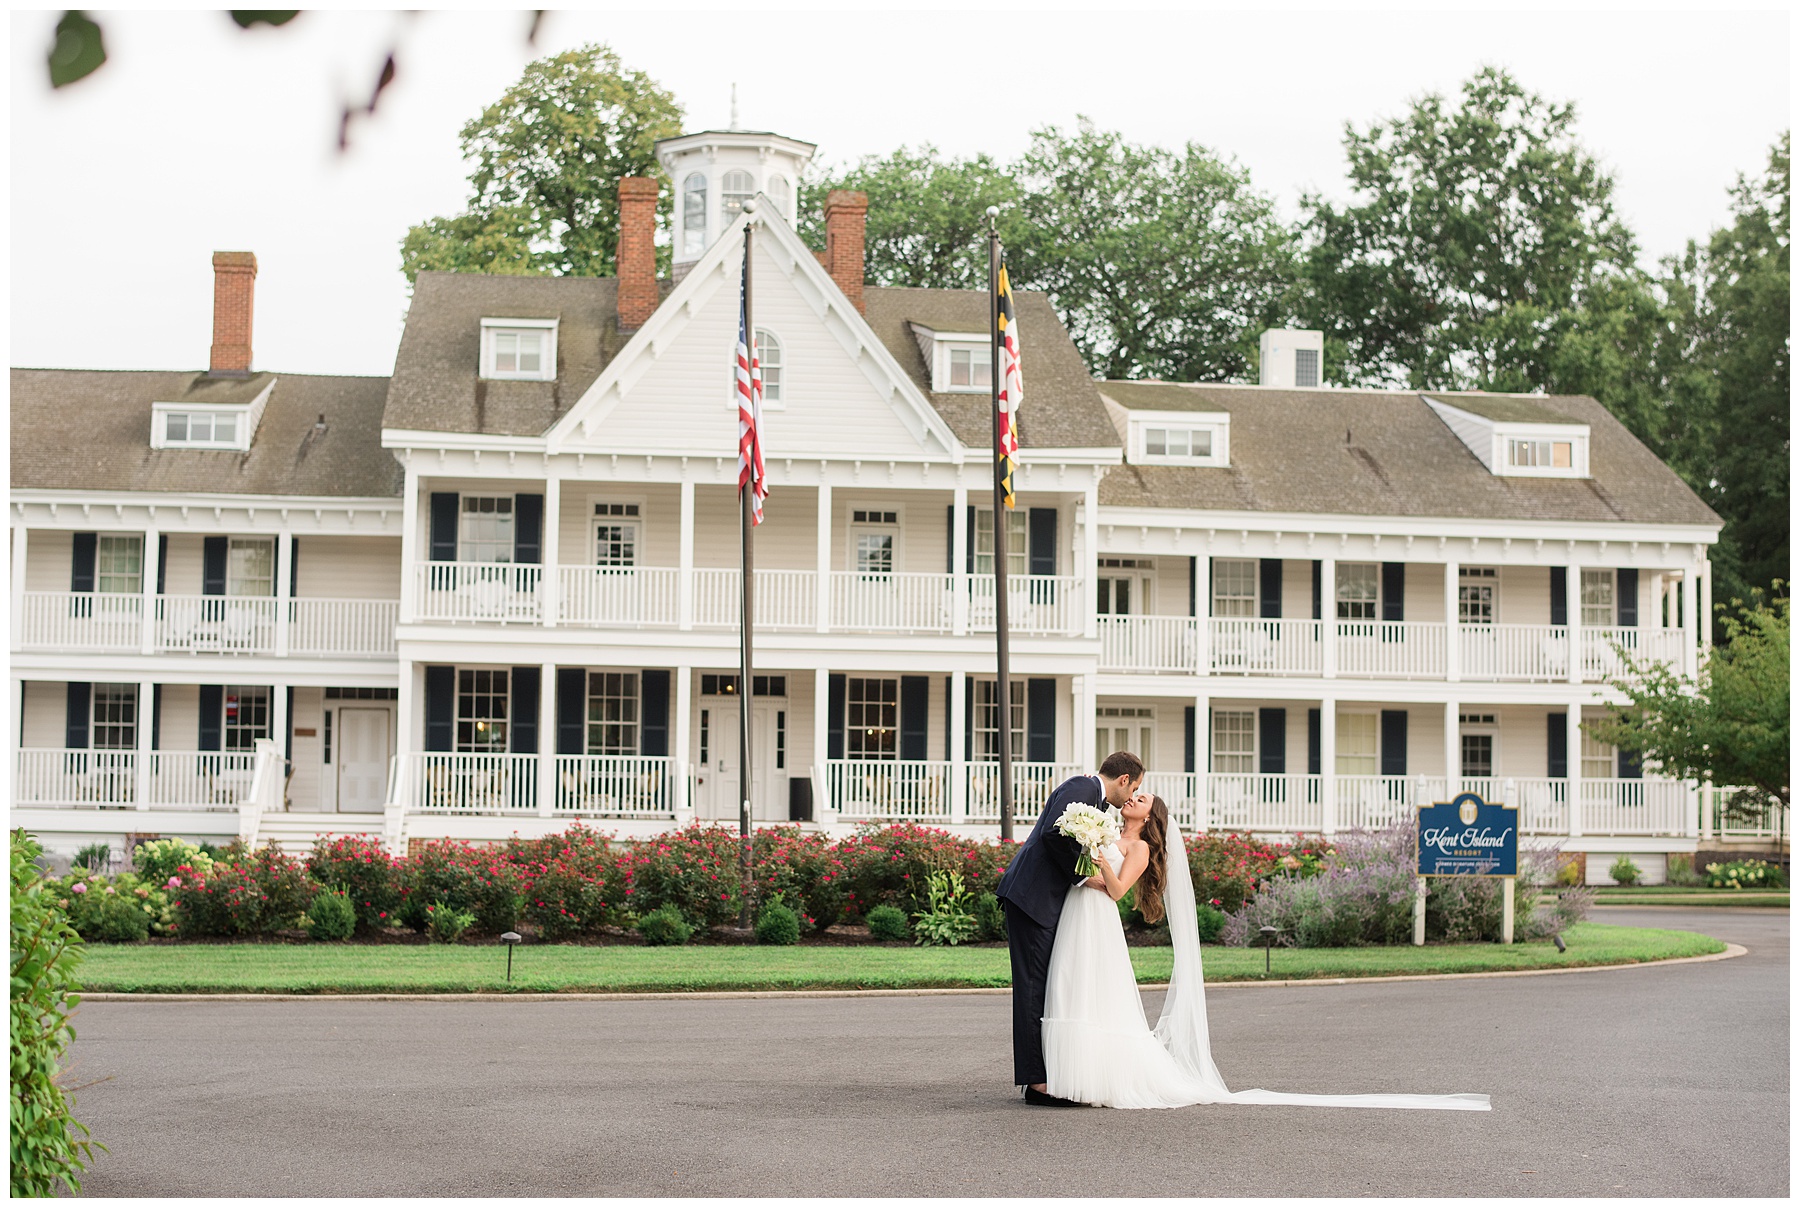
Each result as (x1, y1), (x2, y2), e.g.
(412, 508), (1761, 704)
(1421, 392), (1581, 425)
(1096, 382), (1720, 528)
(10, 369), (400, 497)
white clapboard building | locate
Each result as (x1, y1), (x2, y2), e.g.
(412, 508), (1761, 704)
(11, 125), (1752, 882)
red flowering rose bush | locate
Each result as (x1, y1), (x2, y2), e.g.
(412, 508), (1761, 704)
(170, 846), (316, 937)
(506, 825), (629, 940)
(625, 824), (744, 929)
(306, 834), (401, 933)
(751, 826), (845, 932)
(397, 840), (522, 935)
(835, 823), (1016, 921)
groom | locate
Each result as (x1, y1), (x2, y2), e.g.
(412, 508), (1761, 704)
(996, 750), (1145, 1105)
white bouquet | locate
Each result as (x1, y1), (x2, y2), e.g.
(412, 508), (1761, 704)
(1055, 801), (1122, 878)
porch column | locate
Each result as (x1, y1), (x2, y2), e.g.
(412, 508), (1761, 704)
(949, 669), (967, 824)
(1191, 692), (1210, 832)
(1082, 485), (1099, 640)
(395, 660), (417, 809)
(673, 666), (694, 823)
(1443, 700), (1459, 796)
(400, 466), (420, 624)
(10, 523), (25, 650)
(541, 475), (561, 628)
(1443, 560), (1461, 682)
(1650, 571), (1665, 630)
(135, 678), (155, 811)
(537, 662), (556, 817)
(1072, 675), (1094, 770)
(1695, 560), (1712, 671)
(814, 482), (831, 634)
(1320, 556), (1337, 678)
(1320, 696), (1338, 837)
(951, 485), (969, 635)
(1567, 561), (1583, 684)
(10, 677), (23, 808)
(271, 683), (289, 809)
(274, 529), (293, 657)
(678, 481), (696, 631)
(1192, 554), (1211, 674)
(1567, 703), (1583, 838)
(140, 525), (160, 655)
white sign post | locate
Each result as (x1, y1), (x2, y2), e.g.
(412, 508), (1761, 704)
(1501, 876), (1515, 945)
(1412, 877), (1426, 946)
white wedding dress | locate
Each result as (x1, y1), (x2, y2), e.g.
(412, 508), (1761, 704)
(1042, 829), (1490, 1111)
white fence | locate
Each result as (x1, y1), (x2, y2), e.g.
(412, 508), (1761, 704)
(19, 592), (142, 652)
(414, 563), (542, 624)
(409, 751), (539, 813)
(288, 598), (398, 656)
(1099, 615), (1195, 673)
(558, 567), (678, 628)
(552, 755), (674, 817)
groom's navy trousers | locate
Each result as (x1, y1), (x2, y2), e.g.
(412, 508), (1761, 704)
(996, 773), (1102, 1087)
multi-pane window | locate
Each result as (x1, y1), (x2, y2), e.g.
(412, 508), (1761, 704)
(228, 537), (274, 597)
(460, 496), (514, 564)
(456, 669), (509, 753)
(1509, 439), (1572, 469)
(1458, 713), (1496, 780)
(1459, 566), (1497, 625)
(1336, 563), (1379, 621)
(1211, 710), (1256, 774)
(851, 510), (898, 574)
(846, 677), (897, 760)
(1581, 569), (1615, 627)
(974, 509), (1028, 578)
(720, 170), (754, 224)
(91, 684), (137, 750)
(489, 329), (545, 377)
(1212, 559), (1256, 618)
(700, 674), (786, 697)
(755, 330), (782, 403)
(681, 173), (708, 257)
(96, 535), (143, 595)
(594, 503), (640, 567)
(775, 710), (786, 770)
(163, 410), (241, 446)
(948, 346), (991, 390)
(224, 686), (270, 752)
(1098, 576), (1131, 614)
(1096, 706), (1154, 768)
(765, 174), (791, 218)
(974, 679), (1025, 763)
(586, 672), (639, 755)
(1336, 712), (1379, 775)
(1097, 558), (1152, 616)
(1144, 427), (1212, 458)
(1581, 732), (1614, 780)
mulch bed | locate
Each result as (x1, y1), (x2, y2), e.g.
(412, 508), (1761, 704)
(133, 922), (1176, 948)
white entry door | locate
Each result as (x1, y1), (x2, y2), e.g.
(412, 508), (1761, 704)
(337, 707), (391, 814)
(698, 701), (786, 822)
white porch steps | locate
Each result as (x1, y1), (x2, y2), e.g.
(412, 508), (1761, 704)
(254, 812), (388, 855)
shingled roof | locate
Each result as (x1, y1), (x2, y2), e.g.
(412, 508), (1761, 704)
(1096, 381), (1720, 528)
(10, 369), (400, 498)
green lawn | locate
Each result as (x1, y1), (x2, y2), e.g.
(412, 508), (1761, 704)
(1594, 889), (1788, 907)
(74, 923), (1725, 995)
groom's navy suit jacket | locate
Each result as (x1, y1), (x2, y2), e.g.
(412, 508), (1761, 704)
(996, 773), (1104, 930)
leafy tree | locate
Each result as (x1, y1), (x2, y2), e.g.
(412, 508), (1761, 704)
(1587, 593), (1790, 811)
(400, 45), (683, 284)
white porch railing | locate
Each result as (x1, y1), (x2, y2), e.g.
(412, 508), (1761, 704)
(13, 748), (254, 810)
(1210, 619), (1321, 676)
(969, 576), (1083, 636)
(1702, 785), (1789, 842)
(1584, 627), (1685, 680)
(558, 566), (679, 628)
(1141, 770), (1204, 830)
(413, 563), (542, 624)
(830, 573), (953, 633)
(149, 751), (258, 809)
(1208, 773), (1323, 832)
(829, 759), (956, 821)
(1335, 621), (1445, 679)
(19, 592), (142, 652)
(1459, 624), (1570, 681)
(1335, 775), (1415, 830)
(1582, 778), (1690, 835)
(409, 751), (539, 813)
(966, 761), (1081, 824)
(288, 598), (398, 656)
(157, 595), (276, 653)
(692, 568), (817, 630)
(552, 755), (675, 817)
(1099, 615), (1196, 673)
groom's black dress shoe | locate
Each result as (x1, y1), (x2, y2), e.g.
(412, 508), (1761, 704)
(1023, 1087), (1083, 1107)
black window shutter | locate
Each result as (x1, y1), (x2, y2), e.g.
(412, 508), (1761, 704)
(1184, 706), (1196, 773)
(1028, 508), (1057, 576)
(1259, 559), (1282, 619)
(198, 684), (223, 751)
(640, 669), (669, 757)
(1547, 713), (1567, 778)
(1617, 568), (1638, 627)
(1188, 557), (1197, 617)
(827, 674), (846, 760)
(945, 506), (954, 575)
(1382, 563), (1405, 622)
(285, 686), (295, 763)
(65, 682), (90, 749)
(151, 684), (163, 751)
(202, 536), (228, 595)
(1619, 747), (1643, 779)
(1311, 561), (1322, 620)
(156, 534), (168, 594)
(288, 538), (299, 596)
(1307, 709), (1321, 775)
(429, 493), (459, 562)
(70, 533), (96, 592)
(1550, 567), (1568, 626)
(1026, 678), (1055, 763)
(942, 677), (952, 761)
(966, 509), (976, 574)
(556, 668), (586, 755)
(511, 667), (540, 754)
(1258, 708), (1286, 774)
(899, 676), (928, 761)
(963, 675), (974, 760)
(513, 494), (543, 565)
(423, 666), (455, 752)
(1380, 709), (1408, 776)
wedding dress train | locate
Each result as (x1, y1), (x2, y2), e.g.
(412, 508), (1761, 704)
(1041, 830), (1491, 1111)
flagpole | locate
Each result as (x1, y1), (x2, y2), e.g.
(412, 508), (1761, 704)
(738, 210), (757, 928)
(987, 208), (1014, 844)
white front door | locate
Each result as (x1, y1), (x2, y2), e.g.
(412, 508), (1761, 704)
(698, 700), (786, 822)
(337, 707), (390, 813)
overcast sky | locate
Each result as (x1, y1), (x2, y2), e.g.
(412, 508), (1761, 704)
(9, 7), (1791, 378)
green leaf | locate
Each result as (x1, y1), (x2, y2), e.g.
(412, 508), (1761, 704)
(47, 10), (106, 89)
(229, 11), (300, 28)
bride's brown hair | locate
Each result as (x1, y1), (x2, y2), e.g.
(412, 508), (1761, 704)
(1133, 795), (1172, 925)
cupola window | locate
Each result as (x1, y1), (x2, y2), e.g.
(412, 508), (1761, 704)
(720, 170), (755, 224)
(766, 173), (791, 218)
(682, 173), (708, 257)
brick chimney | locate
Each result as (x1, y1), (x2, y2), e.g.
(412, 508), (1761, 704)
(823, 189), (868, 314)
(209, 251), (257, 376)
(616, 177), (660, 330)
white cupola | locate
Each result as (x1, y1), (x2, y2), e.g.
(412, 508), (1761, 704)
(655, 127), (816, 274)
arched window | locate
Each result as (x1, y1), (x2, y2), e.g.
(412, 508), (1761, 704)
(765, 174), (791, 219)
(681, 173), (708, 258)
(720, 169), (755, 224)
(755, 329), (782, 403)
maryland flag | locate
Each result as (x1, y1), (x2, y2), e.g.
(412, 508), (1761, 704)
(995, 261), (1023, 508)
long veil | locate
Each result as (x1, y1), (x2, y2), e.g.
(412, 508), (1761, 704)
(1151, 817), (1491, 1111)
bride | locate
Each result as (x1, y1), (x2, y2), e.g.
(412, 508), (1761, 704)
(1041, 792), (1491, 1111)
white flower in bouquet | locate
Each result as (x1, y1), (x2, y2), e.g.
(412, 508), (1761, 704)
(1055, 801), (1122, 877)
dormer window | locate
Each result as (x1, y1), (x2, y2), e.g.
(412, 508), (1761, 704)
(721, 170), (754, 224)
(948, 347), (990, 390)
(682, 173), (708, 257)
(1145, 427), (1211, 457)
(1130, 412), (1230, 467)
(480, 318), (557, 382)
(1424, 396), (1590, 478)
(152, 404), (252, 450)
(1508, 438), (1572, 469)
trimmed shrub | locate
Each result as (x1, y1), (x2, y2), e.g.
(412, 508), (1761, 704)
(637, 904), (692, 946)
(425, 900), (475, 944)
(305, 888), (356, 941)
(754, 898), (801, 946)
(1609, 856), (1642, 887)
(79, 889), (150, 944)
(398, 840), (522, 935)
(973, 892), (1006, 941)
(836, 823), (1015, 920)
(626, 824), (744, 930)
(1705, 857), (1787, 890)
(169, 846), (316, 937)
(306, 835), (400, 933)
(865, 903), (910, 942)
(752, 826), (846, 931)
(512, 825), (628, 941)
(131, 837), (213, 888)
(1193, 902), (1226, 944)
(1187, 831), (1306, 915)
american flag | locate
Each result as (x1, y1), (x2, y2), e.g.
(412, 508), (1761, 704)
(736, 260), (768, 525)
(996, 260), (1023, 509)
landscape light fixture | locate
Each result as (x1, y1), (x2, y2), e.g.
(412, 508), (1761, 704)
(501, 931), (522, 981)
(1259, 925), (1279, 976)
(1553, 934), (1566, 954)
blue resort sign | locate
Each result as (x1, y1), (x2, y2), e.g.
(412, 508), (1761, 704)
(1417, 793), (1518, 878)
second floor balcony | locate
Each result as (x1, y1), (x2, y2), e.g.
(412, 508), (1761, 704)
(17, 592), (398, 658)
